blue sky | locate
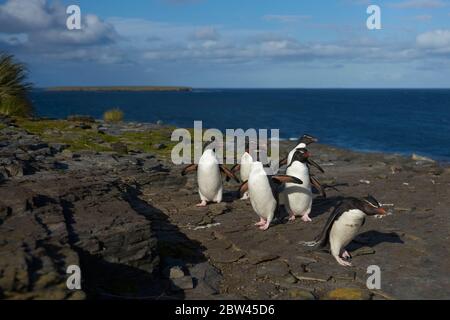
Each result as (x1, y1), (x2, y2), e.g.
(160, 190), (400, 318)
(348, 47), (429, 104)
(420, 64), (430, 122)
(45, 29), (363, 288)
(1, 0), (450, 87)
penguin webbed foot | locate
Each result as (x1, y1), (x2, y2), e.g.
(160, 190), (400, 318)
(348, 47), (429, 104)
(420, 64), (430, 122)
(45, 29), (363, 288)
(287, 210), (296, 222)
(259, 222), (270, 231)
(342, 250), (352, 260)
(196, 200), (208, 207)
(254, 218), (266, 226)
(240, 192), (250, 200)
(335, 256), (352, 267)
(301, 214), (312, 223)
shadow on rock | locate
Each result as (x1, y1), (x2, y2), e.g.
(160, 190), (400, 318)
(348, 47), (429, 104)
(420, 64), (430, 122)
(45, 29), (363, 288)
(222, 190), (240, 203)
(349, 230), (404, 252)
(123, 185), (212, 299)
(310, 195), (346, 219)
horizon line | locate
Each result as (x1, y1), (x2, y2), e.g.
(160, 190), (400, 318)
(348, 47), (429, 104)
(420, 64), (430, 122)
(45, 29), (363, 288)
(34, 86), (450, 90)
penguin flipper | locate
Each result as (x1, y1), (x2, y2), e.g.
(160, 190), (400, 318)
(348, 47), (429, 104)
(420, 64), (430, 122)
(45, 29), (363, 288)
(238, 180), (249, 198)
(312, 199), (350, 248)
(181, 164), (198, 176)
(230, 164), (241, 174)
(307, 158), (325, 173)
(279, 157), (288, 167)
(220, 165), (240, 183)
(270, 175), (303, 186)
(310, 175), (327, 198)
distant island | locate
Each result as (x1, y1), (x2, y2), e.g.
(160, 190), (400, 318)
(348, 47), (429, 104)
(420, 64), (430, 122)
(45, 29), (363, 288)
(45, 86), (193, 92)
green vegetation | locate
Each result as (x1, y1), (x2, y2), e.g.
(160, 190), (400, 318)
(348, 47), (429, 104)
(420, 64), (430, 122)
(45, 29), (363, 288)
(103, 108), (124, 123)
(13, 118), (177, 157)
(46, 86), (192, 92)
(120, 127), (177, 156)
(0, 95), (33, 117)
(0, 53), (33, 117)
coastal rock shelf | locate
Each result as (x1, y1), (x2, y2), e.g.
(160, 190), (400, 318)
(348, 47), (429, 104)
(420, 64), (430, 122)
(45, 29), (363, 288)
(0, 116), (219, 299)
(0, 167), (163, 299)
(1, 116), (449, 299)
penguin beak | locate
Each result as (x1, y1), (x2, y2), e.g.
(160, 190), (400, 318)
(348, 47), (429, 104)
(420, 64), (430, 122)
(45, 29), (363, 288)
(308, 137), (319, 144)
(377, 207), (387, 215)
(307, 158), (324, 173)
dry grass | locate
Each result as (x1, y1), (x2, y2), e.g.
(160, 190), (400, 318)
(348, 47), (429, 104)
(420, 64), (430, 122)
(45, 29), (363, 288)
(103, 108), (124, 123)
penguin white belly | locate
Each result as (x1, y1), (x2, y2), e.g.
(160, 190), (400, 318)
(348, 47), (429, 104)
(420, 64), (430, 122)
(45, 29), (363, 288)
(240, 152), (253, 182)
(248, 174), (276, 220)
(329, 209), (365, 256)
(197, 162), (222, 202)
(284, 163), (312, 216)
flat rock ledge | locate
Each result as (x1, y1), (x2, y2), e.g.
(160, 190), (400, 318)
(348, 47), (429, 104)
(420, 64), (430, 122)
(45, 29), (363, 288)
(1, 116), (450, 300)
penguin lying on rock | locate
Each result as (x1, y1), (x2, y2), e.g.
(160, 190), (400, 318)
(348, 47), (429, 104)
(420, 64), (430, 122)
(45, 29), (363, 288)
(239, 162), (304, 231)
(305, 195), (387, 266)
(182, 138), (239, 207)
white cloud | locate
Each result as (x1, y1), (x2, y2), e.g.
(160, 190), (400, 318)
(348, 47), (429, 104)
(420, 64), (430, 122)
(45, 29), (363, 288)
(0, 0), (55, 32)
(262, 15), (311, 23)
(389, 0), (447, 9)
(417, 29), (450, 49)
(163, 0), (203, 4)
(191, 27), (220, 41)
(412, 14), (433, 20)
(0, 0), (118, 61)
(1, 0), (450, 81)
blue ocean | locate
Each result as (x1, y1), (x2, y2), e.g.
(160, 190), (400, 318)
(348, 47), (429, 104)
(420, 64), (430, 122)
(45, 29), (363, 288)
(30, 89), (450, 161)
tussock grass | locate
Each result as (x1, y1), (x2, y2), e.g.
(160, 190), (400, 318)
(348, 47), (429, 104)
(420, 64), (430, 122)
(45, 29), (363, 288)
(0, 95), (33, 117)
(0, 53), (33, 117)
(103, 108), (124, 123)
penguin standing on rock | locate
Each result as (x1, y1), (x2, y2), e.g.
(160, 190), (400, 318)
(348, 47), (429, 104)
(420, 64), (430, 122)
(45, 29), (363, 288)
(182, 138), (239, 207)
(281, 147), (326, 223)
(231, 141), (254, 200)
(239, 162), (303, 231)
(306, 195), (387, 266)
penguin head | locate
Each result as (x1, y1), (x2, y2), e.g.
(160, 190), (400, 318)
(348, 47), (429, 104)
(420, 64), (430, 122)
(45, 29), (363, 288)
(288, 148), (325, 173)
(203, 136), (216, 153)
(361, 195), (387, 216)
(298, 134), (318, 146)
(290, 148), (310, 165)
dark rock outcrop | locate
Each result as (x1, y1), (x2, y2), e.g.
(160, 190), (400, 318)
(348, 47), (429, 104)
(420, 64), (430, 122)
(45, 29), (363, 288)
(0, 116), (216, 300)
(0, 172), (161, 299)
